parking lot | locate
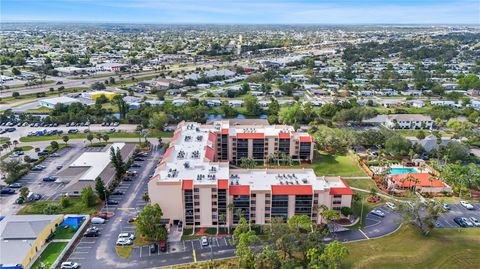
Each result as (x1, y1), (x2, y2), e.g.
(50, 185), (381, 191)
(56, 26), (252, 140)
(0, 144), (85, 215)
(436, 203), (480, 228)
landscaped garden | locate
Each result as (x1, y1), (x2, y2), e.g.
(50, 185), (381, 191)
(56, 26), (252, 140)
(30, 242), (68, 269)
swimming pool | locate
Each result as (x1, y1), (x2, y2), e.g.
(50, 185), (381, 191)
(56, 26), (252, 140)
(389, 167), (418, 175)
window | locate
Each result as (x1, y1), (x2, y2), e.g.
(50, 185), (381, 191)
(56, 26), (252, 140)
(265, 207), (270, 211)
(251, 193), (256, 197)
(333, 194), (342, 198)
(212, 194), (217, 199)
(194, 195), (200, 199)
(333, 200), (341, 204)
(266, 193), (271, 198)
(194, 208), (200, 212)
(212, 188), (217, 192)
(194, 188), (199, 192)
(212, 201), (217, 206)
(251, 207), (256, 211)
(194, 202), (200, 206)
(251, 200), (256, 204)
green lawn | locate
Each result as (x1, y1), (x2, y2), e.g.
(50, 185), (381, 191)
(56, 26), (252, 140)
(0, 87), (88, 104)
(312, 153), (366, 177)
(1, 145), (34, 161)
(344, 178), (378, 190)
(18, 198), (98, 215)
(19, 131), (173, 142)
(30, 242), (68, 269)
(345, 225), (480, 269)
(26, 106), (53, 113)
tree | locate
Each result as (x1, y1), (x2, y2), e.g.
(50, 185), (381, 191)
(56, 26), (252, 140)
(60, 195), (70, 208)
(142, 192), (150, 203)
(385, 135), (411, 156)
(398, 200), (444, 235)
(136, 204), (168, 242)
(62, 135), (69, 145)
(438, 141), (470, 163)
(0, 159), (31, 184)
(80, 186), (96, 207)
(287, 215), (313, 233)
(239, 157), (256, 169)
(233, 218), (258, 269)
(255, 245), (280, 269)
(416, 130), (426, 140)
(50, 141), (59, 150)
(103, 134), (110, 143)
(43, 204), (61, 215)
(340, 207), (353, 217)
(110, 146), (126, 181)
(149, 112), (168, 131)
(95, 177), (107, 201)
(320, 241), (348, 269)
(243, 94), (260, 115)
(96, 133), (102, 142)
(11, 67), (21, 76)
(86, 133), (94, 144)
(19, 186), (29, 199)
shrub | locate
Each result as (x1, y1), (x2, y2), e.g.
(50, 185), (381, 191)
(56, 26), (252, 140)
(60, 196), (70, 208)
(43, 204), (61, 214)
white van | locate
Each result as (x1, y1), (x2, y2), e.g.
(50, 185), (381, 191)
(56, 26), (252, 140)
(91, 217), (106, 224)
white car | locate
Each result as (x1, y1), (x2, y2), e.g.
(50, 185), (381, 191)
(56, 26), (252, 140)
(470, 217), (480, 227)
(460, 201), (474, 210)
(385, 202), (397, 210)
(370, 209), (385, 217)
(91, 217), (106, 224)
(201, 236), (209, 247)
(118, 232), (135, 240)
(116, 238), (133, 246)
(61, 261), (79, 269)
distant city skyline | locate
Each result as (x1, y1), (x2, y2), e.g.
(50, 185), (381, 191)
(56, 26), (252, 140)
(1, 0), (479, 25)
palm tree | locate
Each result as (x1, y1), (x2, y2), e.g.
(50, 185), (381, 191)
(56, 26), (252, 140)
(317, 204), (328, 224)
(218, 213), (226, 235)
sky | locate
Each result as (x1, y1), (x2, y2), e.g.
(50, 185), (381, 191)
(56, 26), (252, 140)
(1, 0), (479, 24)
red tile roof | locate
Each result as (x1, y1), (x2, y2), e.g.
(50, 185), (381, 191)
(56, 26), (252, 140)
(172, 129), (181, 142)
(279, 132), (291, 139)
(208, 131), (217, 144)
(271, 185), (313, 195)
(299, 135), (313, 143)
(217, 179), (229, 189)
(182, 180), (193, 190)
(204, 146), (215, 161)
(390, 173), (446, 188)
(229, 185), (250, 195)
(329, 187), (354, 195)
(237, 133), (265, 139)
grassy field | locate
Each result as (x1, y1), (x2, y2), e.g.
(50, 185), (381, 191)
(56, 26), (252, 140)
(53, 220), (83, 239)
(19, 131), (173, 142)
(30, 242), (68, 269)
(345, 225), (480, 269)
(344, 178), (378, 190)
(25, 106), (53, 113)
(0, 87), (88, 104)
(18, 198), (98, 215)
(312, 153), (366, 177)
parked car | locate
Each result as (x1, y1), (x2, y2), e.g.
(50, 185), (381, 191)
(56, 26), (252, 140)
(91, 217), (106, 224)
(460, 201), (474, 210)
(111, 190), (124, 195)
(385, 202), (396, 210)
(43, 176), (58, 182)
(370, 209), (385, 217)
(134, 157), (145, 162)
(201, 236), (209, 247)
(106, 200), (119, 205)
(8, 183), (22, 188)
(131, 163), (142, 168)
(150, 243), (158, 253)
(118, 233), (135, 240)
(470, 217), (480, 227)
(442, 203), (450, 211)
(27, 192), (42, 201)
(454, 217), (474, 228)
(159, 240), (167, 252)
(0, 188), (15, 195)
(32, 165), (46, 171)
(61, 262), (79, 269)
(116, 238), (132, 246)
(84, 227), (100, 237)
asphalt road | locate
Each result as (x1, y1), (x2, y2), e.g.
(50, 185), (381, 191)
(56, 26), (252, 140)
(64, 145), (163, 269)
(436, 203), (480, 228)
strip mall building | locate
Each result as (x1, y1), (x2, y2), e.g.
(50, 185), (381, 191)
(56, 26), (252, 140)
(148, 120), (353, 227)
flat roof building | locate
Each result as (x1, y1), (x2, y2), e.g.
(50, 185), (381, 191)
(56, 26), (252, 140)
(38, 96), (80, 108)
(0, 215), (64, 268)
(148, 121), (352, 228)
(59, 143), (136, 196)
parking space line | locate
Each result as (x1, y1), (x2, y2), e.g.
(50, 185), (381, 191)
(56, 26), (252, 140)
(183, 240), (186, 251)
(359, 229), (370, 239)
(224, 237), (228, 246)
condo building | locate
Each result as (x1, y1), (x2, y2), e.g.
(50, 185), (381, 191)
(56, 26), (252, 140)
(148, 121), (353, 227)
